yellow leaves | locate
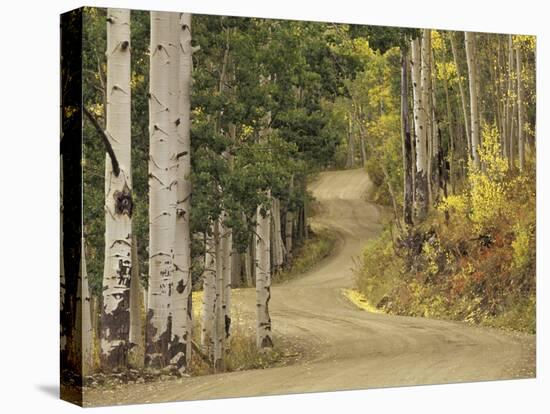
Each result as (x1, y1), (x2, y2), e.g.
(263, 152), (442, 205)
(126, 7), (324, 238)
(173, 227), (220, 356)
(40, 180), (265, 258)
(438, 194), (469, 216)
(131, 72), (145, 89)
(89, 103), (103, 117)
(512, 224), (531, 270)
(63, 105), (77, 119)
(513, 35), (536, 52)
(431, 30), (444, 51)
(435, 61), (458, 83)
(477, 123), (508, 179)
(469, 123), (509, 232)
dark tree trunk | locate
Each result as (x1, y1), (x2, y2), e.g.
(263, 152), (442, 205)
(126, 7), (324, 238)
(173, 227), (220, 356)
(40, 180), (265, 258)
(401, 48), (414, 226)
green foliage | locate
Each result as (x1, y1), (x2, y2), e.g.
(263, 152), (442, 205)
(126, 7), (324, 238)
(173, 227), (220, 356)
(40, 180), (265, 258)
(276, 230), (336, 284)
(354, 228), (403, 307)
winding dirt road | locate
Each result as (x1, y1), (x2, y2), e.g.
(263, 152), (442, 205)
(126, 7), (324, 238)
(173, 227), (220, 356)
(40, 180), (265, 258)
(85, 169), (535, 407)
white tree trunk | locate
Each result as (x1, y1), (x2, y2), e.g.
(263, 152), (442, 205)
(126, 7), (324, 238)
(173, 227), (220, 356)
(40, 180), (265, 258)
(80, 237), (93, 374)
(221, 216), (233, 349)
(201, 229), (217, 360)
(255, 194), (273, 350)
(129, 234), (143, 351)
(214, 220), (224, 369)
(411, 37), (429, 221)
(169, 12), (194, 373)
(271, 197), (285, 273)
(516, 46), (525, 171)
(449, 33), (471, 157)
(101, 8), (132, 369)
(464, 31), (480, 168)
(146, 11), (176, 368)
(422, 30), (433, 205)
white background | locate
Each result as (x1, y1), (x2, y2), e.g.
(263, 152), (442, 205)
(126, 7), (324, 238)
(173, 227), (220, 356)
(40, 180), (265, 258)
(0, 0), (547, 412)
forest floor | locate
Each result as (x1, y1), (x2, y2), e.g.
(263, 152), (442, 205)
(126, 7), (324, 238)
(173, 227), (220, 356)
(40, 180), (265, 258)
(83, 169), (535, 407)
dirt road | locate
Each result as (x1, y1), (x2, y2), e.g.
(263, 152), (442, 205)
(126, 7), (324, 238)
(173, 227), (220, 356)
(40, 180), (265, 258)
(85, 169), (535, 406)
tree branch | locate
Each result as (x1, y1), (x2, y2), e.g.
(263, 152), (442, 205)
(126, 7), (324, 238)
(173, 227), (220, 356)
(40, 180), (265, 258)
(83, 106), (120, 177)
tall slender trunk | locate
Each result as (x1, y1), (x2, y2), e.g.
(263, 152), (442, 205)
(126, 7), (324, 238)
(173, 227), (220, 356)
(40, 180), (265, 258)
(170, 12), (194, 373)
(510, 99), (517, 169)
(60, 154), (67, 358)
(271, 197), (285, 273)
(430, 47), (441, 203)
(346, 115), (355, 169)
(214, 219), (224, 369)
(464, 31), (480, 168)
(449, 33), (471, 159)
(443, 70), (456, 195)
(422, 30), (434, 206)
(101, 8), (132, 370)
(401, 47), (414, 226)
(506, 35), (514, 167)
(221, 217), (233, 350)
(255, 195), (273, 350)
(411, 37), (429, 221)
(516, 46), (525, 171)
(129, 234), (143, 355)
(201, 229), (216, 360)
(81, 236), (93, 374)
(146, 11), (175, 368)
(285, 210), (293, 258)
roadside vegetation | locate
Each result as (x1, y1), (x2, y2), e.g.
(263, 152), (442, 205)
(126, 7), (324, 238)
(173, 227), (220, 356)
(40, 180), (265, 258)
(354, 126), (536, 333)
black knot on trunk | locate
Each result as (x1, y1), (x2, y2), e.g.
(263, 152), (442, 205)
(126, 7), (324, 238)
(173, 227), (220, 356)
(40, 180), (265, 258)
(121, 40), (129, 50)
(114, 186), (133, 217)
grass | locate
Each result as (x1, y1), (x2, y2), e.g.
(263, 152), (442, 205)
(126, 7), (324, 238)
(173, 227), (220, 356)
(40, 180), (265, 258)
(275, 230), (336, 284)
(189, 290), (285, 376)
(341, 288), (384, 314)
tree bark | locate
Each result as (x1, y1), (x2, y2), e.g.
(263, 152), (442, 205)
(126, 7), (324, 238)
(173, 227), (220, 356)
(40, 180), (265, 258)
(422, 30), (434, 206)
(516, 46), (525, 171)
(411, 37), (429, 221)
(214, 219), (224, 370)
(464, 32), (481, 168)
(80, 236), (93, 374)
(201, 229), (216, 360)
(129, 234), (143, 353)
(346, 115), (355, 169)
(271, 197), (285, 273)
(255, 195), (273, 350)
(401, 47), (414, 226)
(146, 11), (175, 368)
(429, 46), (441, 203)
(170, 12), (194, 373)
(221, 217), (233, 350)
(449, 33), (471, 159)
(101, 8), (132, 370)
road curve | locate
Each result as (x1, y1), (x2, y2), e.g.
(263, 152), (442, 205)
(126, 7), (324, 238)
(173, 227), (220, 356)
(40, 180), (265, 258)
(85, 169), (535, 406)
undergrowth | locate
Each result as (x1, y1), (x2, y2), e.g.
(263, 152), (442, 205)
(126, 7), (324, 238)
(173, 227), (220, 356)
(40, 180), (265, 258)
(275, 230), (336, 284)
(354, 124), (536, 333)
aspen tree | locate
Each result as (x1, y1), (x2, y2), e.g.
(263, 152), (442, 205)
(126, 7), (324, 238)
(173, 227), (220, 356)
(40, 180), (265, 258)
(411, 37), (429, 221)
(256, 196), (273, 349)
(80, 236), (93, 374)
(401, 47), (414, 226)
(146, 11), (175, 368)
(101, 8), (133, 369)
(170, 12), (195, 372)
(129, 235), (143, 357)
(449, 33), (471, 158)
(465, 31), (481, 168)
(271, 197), (285, 273)
(516, 45), (525, 171)
(201, 228), (217, 360)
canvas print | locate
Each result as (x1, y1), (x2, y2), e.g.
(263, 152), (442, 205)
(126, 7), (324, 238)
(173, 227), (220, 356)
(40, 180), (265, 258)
(60, 6), (536, 407)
